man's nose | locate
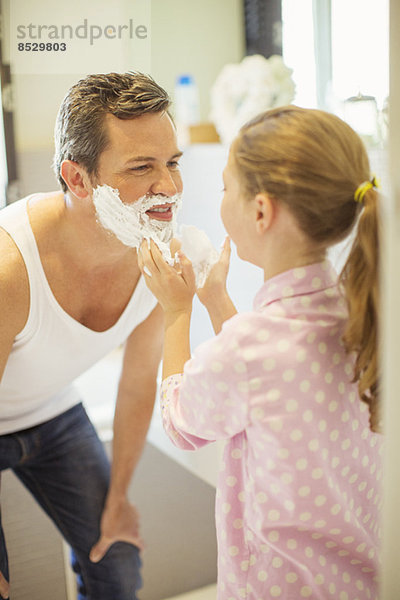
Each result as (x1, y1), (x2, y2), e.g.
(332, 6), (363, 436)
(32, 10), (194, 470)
(151, 167), (181, 197)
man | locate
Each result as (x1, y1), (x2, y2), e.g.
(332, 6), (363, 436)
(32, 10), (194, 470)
(0, 72), (183, 599)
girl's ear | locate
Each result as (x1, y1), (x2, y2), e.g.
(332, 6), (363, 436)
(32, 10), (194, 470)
(60, 160), (93, 199)
(254, 192), (275, 234)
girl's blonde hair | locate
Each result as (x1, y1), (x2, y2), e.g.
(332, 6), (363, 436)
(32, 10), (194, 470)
(233, 105), (380, 431)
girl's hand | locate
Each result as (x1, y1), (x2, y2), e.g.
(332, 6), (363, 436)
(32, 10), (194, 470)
(197, 236), (231, 307)
(169, 237), (182, 257)
(196, 236), (237, 334)
(138, 239), (196, 315)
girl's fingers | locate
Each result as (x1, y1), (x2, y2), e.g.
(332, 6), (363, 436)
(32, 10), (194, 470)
(170, 237), (182, 256)
(148, 239), (172, 273)
(137, 244), (145, 272)
(173, 253), (183, 275)
(178, 252), (196, 288)
(138, 241), (154, 276)
(143, 266), (152, 277)
(139, 240), (194, 290)
(138, 242), (160, 281)
(139, 239), (152, 261)
(139, 239), (168, 275)
(221, 236), (231, 262)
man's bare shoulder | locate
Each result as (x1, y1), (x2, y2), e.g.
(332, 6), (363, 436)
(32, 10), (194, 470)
(0, 227), (30, 335)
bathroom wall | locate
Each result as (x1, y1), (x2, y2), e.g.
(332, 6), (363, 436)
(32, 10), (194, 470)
(150, 0), (244, 122)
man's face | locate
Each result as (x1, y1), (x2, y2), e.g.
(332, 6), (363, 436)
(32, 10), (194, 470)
(95, 111), (183, 221)
(91, 111), (183, 258)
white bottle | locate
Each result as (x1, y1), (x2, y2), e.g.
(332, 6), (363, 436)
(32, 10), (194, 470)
(174, 74), (200, 146)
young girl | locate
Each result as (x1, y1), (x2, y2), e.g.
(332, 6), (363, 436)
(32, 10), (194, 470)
(138, 106), (383, 600)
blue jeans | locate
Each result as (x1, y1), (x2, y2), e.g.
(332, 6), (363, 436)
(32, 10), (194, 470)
(0, 403), (142, 599)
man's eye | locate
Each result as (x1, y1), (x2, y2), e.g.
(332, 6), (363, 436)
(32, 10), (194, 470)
(131, 165), (149, 172)
(168, 161), (180, 169)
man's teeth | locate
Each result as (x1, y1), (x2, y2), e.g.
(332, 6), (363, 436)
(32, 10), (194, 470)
(149, 207), (171, 213)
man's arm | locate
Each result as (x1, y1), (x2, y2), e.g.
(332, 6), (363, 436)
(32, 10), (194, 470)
(0, 231), (30, 380)
(89, 302), (164, 562)
(0, 230), (30, 599)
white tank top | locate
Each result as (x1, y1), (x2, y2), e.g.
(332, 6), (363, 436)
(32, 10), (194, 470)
(0, 195), (158, 435)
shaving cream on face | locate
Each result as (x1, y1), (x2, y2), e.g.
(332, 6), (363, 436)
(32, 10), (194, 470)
(93, 184), (182, 263)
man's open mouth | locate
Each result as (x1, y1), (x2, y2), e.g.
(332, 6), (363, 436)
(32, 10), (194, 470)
(145, 203), (174, 221)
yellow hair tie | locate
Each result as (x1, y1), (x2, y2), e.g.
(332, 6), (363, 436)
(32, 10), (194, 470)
(354, 175), (380, 204)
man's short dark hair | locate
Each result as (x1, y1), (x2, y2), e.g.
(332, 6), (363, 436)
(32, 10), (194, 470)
(53, 72), (171, 192)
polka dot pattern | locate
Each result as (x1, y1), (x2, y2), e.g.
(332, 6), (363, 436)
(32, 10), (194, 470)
(160, 261), (382, 599)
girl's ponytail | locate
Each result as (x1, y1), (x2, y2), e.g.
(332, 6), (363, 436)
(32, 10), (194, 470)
(339, 187), (380, 432)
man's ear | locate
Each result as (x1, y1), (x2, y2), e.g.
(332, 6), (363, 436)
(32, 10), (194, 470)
(254, 192), (275, 234)
(60, 160), (93, 199)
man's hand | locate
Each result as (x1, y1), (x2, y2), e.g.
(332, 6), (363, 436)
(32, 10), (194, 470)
(0, 570), (9, 599)
(89, 497), (144, 563)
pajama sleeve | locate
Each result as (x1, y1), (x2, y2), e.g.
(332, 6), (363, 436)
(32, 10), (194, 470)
(160, 316), (250, 450)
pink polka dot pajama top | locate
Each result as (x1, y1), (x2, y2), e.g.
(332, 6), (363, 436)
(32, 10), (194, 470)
(161, 261), (383, 600)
